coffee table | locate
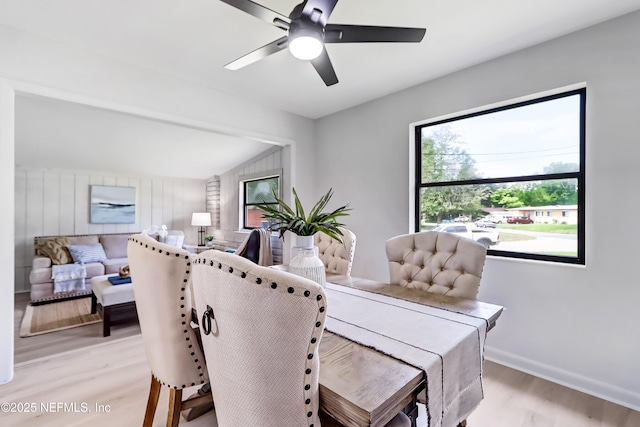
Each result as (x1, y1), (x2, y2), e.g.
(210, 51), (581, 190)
(90, 274), (138, 337)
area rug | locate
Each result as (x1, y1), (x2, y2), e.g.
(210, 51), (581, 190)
(20, 297), (101, 337)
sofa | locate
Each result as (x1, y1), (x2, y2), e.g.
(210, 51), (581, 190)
(29, 232), (133, 303)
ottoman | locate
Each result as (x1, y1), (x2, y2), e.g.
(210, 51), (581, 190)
(90, 274), (138, 337)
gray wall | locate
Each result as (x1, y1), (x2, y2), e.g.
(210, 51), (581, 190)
(14, 167), (206, 292)
(314, 10), (640, 410)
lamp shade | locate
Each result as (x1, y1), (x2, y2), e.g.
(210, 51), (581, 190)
(191, 212), (212, 227)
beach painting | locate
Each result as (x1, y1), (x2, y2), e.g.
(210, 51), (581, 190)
(90, 185), (136, 224)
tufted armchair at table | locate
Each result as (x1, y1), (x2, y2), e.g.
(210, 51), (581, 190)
(127, 234), (213, 427)
(385, 231), (487, 300)
(314, 227), (356, 276)
(192, 249), (410, 427)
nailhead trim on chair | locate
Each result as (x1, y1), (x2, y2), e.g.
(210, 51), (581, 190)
(129, 236), (207, 389)
(194, 254), (326, 425)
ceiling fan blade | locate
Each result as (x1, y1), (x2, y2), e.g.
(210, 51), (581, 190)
(301, 0), (339, 26)
(324, 24), (426, 43)
(219, 0), (290, 30)
(224, 36), (289, 70)
(311, 49), (338, 86)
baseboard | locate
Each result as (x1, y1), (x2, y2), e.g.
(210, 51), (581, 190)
(484, 345), (640, 412)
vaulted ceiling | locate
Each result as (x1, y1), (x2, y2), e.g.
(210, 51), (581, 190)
(3, 0), (640, 178)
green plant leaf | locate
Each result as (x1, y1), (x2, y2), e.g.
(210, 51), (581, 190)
(254, 186), (351, 241)
(292, 187), (306, 219)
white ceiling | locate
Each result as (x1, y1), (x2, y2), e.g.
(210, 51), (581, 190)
(14, 95), (275, 179)
(4, 0), (640, 179)
(2, 0), (639, 119)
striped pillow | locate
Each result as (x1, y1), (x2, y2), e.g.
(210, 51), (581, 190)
(68, 243), (107, 264)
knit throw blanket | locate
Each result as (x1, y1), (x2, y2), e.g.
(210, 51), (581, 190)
(235, 229), (273, 266)
(324, 283), (488, 427)
(51, 264), (87, 293)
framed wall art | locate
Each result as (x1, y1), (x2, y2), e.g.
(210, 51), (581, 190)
(90, 185), (136, 224)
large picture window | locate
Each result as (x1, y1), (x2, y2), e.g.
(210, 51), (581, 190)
(243, 175), (280, 229)
(415, 88), (585, 264)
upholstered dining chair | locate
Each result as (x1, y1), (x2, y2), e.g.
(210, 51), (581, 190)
(192, 249), (410, 427)
(385, 231), (487, 300)
(127, 234), (213, 427)
(235, 228), (273, 266)
(314, 227), (357, 276)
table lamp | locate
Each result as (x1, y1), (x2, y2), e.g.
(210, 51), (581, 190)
(191, 212), (211, 246)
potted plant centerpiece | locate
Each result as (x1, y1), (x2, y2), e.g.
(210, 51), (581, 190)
(256, 187), (350, 246)
(256, 187), (350, 286)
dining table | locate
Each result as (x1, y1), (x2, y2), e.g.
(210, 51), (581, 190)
(317, 274), (504, 427)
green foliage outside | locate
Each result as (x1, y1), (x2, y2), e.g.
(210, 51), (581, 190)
(420, 126), (578, 223)
(498, 223), (577, 234)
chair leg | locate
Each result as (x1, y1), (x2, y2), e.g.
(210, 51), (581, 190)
(143, 375), (162, 427)
(167, 388), (183, 427)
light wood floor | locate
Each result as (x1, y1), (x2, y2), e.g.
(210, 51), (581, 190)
(13, 292), (141, 363)
(6, 293), (640, 427)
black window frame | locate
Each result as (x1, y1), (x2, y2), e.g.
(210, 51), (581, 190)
(414, 88), (586, 265)
(242, 175), (280, 230)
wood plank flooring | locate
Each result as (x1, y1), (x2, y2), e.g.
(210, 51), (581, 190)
(13, 292), (141, 363)
(6, 292), (640, 426)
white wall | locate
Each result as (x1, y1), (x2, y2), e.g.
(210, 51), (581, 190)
(14, 167), (206, 293)
(217, 146), (287, 261)
(0, 80), (16, 384)
(314, 10), (640, 410)
(0, 23), (314, 384)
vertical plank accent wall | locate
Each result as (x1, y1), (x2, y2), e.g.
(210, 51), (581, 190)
(14, 168), (207, 293)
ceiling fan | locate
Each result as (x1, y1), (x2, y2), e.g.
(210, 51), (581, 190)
(219, 0), (426, 86)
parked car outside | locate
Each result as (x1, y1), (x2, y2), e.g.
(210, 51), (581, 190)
(487, 213), (513, 223)
(507, 216), (534, 224)
(433, 223), (500, 248)
(475, 219), (497, 228)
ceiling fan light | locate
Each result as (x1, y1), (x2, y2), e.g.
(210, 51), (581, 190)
(289, 34), (324, 60)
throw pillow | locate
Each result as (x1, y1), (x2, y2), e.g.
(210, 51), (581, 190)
(68, 243), (108, 264)
(38, 237), (73, 265)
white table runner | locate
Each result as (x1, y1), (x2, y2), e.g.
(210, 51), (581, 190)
(324, 282), (488, 427)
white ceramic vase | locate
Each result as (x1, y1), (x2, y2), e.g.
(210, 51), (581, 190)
(289, 234), (325, 287)
(295, 235), (314, 249)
